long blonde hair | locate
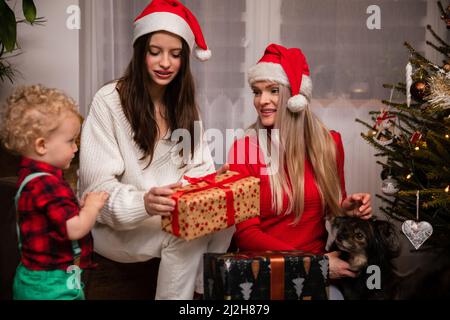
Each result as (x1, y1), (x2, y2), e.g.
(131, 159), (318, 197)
(251, 83), (343, 223)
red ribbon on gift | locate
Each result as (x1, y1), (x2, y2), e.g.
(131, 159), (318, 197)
(170, 172), (249, 238)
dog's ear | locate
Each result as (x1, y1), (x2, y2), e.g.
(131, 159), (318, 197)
(373, 220), (401, 259)
(331, 216), (347, 229)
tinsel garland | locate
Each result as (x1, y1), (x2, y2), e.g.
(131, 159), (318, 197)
(427, 73), (450, 109)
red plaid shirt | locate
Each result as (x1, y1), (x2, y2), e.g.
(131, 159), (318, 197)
(16, 157), (95, 270)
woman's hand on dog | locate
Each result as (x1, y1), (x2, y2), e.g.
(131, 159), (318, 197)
(341, 193), (372, 220)
(325, 251), (357, 279)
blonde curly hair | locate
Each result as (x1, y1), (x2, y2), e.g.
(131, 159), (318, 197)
(0, 84), (81, 155)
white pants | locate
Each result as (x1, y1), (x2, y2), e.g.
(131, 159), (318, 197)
(193, 226), (235, 294)
(329, 285), (344, 300)
(156, 226), (235, 300)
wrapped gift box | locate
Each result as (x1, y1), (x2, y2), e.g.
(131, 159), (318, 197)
(161, 171), (260, 240)
(204, 251), (329, 300)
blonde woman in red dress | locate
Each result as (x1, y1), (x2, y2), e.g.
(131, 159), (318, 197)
(228, 44), (372, 299)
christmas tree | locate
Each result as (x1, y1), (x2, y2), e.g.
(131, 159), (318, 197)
(356, 1), (450, 250)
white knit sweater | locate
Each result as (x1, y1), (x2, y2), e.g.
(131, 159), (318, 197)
(79, 82), (215, 262)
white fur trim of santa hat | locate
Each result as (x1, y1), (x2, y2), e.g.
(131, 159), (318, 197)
(134, 12), (195, 50)
(248, 62), (290, 87)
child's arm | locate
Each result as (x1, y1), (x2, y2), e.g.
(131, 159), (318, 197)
(66, 192), (109, 240)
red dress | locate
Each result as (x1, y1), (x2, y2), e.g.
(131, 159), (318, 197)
(228, 131), (347, 255)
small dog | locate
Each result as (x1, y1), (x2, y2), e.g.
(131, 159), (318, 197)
(329, 216), (401, 300)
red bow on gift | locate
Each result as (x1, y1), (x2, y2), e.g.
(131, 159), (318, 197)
(183, 172), (218, 185)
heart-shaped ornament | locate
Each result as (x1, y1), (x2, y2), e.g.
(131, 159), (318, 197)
(402, 220), (433, 250)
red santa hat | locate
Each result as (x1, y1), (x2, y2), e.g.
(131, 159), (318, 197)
(133, 0), (211, 61)
(248, 44), (312, 112)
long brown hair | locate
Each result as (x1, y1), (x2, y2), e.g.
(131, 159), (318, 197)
(116, 33), (199, 168)
(251, 83), (343, 223)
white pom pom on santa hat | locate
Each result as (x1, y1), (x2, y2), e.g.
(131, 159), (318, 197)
(287, 94), (309, 112)
(195, 47), (212, 61)
(287, 74), (312, 112)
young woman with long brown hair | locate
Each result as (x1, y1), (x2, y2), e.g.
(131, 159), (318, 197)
(79, 0), (233, 300)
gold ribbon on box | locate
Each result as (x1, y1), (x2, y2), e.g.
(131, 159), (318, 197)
(268, 254), (285, 300)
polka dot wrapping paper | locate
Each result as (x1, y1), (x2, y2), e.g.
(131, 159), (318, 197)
(161, 171), (260, 240)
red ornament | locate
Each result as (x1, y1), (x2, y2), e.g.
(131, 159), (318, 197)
(410, 131), (423, 144)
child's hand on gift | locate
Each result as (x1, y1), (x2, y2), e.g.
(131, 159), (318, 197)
(83, 191), (109, 213)
(144, 182), (182, 217)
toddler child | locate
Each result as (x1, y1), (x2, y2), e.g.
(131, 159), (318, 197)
(0, 85), (109, 300)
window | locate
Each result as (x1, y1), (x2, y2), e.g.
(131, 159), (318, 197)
(280, 0), (429, 100)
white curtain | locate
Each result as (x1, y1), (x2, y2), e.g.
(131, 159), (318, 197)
(79, 0), (148, 115)
(79, 0), (444, 217)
